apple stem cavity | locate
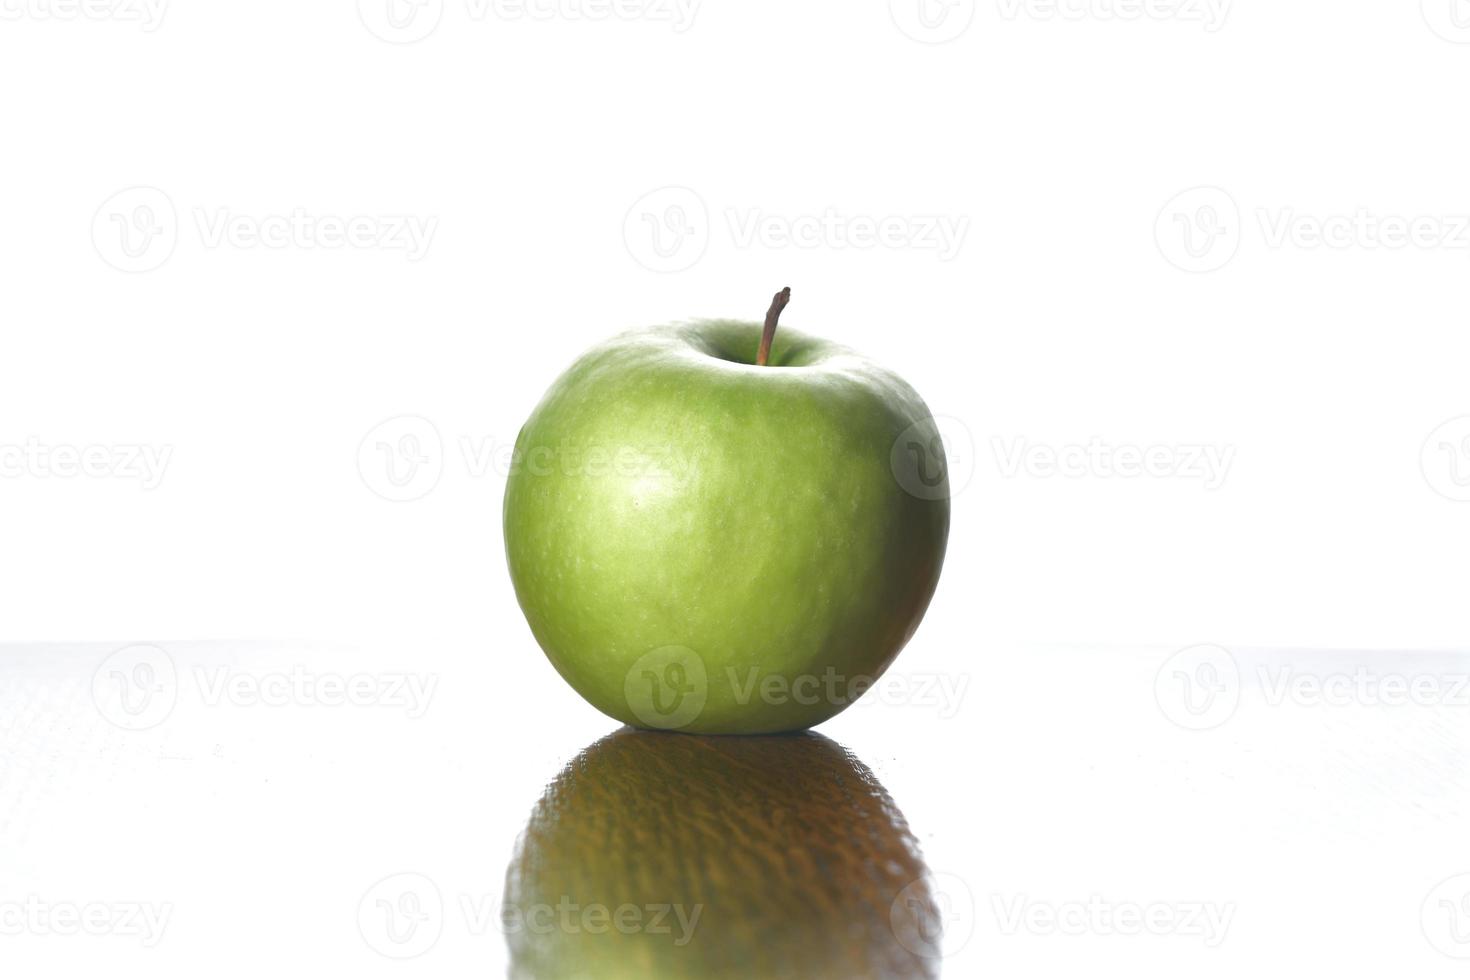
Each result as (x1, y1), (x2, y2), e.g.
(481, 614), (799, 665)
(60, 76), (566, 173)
(756, 286), (792, 367)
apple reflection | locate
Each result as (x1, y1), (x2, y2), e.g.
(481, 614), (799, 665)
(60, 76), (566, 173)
(504, 728), (943, 979)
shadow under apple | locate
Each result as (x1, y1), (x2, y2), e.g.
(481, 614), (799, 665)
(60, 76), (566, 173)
(503, 728), (943, 979)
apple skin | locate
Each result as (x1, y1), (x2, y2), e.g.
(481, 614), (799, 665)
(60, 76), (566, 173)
(503, 319), (949, 734)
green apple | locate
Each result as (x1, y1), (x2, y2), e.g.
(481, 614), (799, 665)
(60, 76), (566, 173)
(503, 289), (949, 734)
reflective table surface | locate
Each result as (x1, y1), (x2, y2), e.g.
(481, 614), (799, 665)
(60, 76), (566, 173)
(1, 642), (1466, 977)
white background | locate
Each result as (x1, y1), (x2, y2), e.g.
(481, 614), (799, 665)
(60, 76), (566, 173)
(1, 1), (1468, 651)
(3, 3), (1470, 978)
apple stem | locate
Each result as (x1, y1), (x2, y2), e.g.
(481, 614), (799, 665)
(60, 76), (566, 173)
(756, 286), (792, 367)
